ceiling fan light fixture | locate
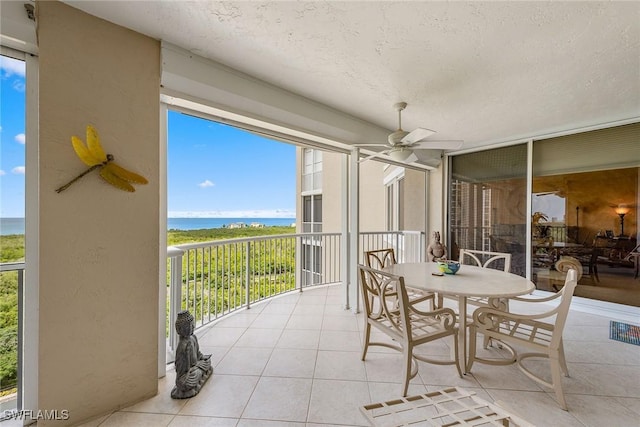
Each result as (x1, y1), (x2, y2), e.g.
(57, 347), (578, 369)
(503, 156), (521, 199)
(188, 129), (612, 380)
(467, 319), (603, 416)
(389, 149), (414, 162)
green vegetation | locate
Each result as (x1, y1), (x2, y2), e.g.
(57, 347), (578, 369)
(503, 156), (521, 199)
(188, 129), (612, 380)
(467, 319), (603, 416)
(0, 234), (23, 393)
(167, 226), (297, 334)
(168, 226), (295, 245)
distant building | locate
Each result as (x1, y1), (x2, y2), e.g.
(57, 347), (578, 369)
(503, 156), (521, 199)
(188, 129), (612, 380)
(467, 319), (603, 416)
(250, 222), (264, 228)
(227, 222), (246, 229)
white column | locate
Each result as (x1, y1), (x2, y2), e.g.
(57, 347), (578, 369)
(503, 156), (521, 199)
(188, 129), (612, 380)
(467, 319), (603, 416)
(349, 148), (360, 313)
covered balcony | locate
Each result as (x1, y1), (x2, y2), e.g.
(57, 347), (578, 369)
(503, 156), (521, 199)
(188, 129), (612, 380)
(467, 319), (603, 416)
(1, 2), (638, 426)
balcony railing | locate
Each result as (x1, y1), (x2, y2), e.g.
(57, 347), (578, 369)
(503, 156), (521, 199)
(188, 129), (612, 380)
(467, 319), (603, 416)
(0, 231), (426, 376)
(166, 231), (424, 354)
(0, 262), (24, 418)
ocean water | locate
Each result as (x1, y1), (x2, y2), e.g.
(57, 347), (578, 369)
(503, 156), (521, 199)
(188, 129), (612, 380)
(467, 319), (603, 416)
(0, 217), (296, 236)
(0, 218), (24, 236)
(167, 217), (295, 231)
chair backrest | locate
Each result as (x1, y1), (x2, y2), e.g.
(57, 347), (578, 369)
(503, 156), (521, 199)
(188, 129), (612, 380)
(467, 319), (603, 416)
(459, 249), (511, 272)
(358, 264), (410, 340)
(365, 248), (397, 269)
(549, 268), (578, 349)
(554, 256), (583, 281)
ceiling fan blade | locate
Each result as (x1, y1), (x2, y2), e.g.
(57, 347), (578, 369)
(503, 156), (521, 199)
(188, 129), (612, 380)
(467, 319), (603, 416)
(388, 149), (418, 163)
(353, 143), (388, 148)
(358, 149), (391, 163)
(404, 152), (419, 163)
(400, 127), (436, 145)
(411, 140), (464, 150)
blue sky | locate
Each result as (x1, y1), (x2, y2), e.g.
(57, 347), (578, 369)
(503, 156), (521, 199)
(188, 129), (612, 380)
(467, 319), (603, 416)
(0, 55), (296, 219)
(0, 55), (26, 218)
(167, 112), (296, 218)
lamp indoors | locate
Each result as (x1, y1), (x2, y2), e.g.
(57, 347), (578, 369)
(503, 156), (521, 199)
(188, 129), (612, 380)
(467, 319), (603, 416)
(614, 204), (630, 237)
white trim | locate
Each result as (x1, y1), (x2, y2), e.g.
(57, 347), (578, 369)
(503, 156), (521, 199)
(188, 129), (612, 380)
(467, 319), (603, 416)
(341, 154), (350, 310)
(23, 50), (38, 425)
(158, 104), (168, 377)
(349, 149), (360, 313)
(382, 166), (405, 186)
(525, 139), (534, 280)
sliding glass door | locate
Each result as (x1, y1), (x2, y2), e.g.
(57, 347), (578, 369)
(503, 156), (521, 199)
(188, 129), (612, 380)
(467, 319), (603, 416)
(449, 144), (528, 276)
(448, 122), (639, 307)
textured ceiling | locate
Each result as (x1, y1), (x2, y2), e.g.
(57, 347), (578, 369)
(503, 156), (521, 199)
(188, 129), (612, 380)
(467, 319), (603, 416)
(63, 1), (640, 152)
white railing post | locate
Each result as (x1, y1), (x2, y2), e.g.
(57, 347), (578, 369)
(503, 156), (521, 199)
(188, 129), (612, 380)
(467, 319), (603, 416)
(296, 234), (303, 292)
(167, 246), (185, 359)
(245, 241), (251, 309)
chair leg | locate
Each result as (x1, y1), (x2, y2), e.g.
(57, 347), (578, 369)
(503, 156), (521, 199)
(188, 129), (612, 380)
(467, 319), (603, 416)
(452, 333), (463, 378)
(558, 341), (569, 377)
(466, 326), (477, 373)
(361, 322), (371, 361)
(550, 356), (568, 411)
(483, 335), (492, 349)
(402, 344), (413, 397)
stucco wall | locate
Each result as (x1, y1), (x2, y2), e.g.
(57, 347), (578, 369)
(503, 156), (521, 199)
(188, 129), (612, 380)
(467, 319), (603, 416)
(402, 168), (426, 231)
(37, 2), (160, 424)
(321, 151), (343, 233)
(357, 160), (386, 231)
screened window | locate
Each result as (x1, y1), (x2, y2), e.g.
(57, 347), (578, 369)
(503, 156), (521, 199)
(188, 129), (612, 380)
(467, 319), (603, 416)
(302, 148), (322, 192)
(385, 173), (405, 231)
(450, 144), (528, 276)
(302, 195), (322, 233)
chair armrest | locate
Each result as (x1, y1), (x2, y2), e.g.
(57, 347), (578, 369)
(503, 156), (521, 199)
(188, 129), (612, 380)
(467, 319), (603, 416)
(510, 291), (562, 304)
(408, 305), (458, 327)
(472, 304), (561, 326)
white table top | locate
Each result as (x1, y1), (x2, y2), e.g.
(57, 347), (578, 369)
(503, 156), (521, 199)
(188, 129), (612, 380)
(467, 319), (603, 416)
(384, 262), (535, 298)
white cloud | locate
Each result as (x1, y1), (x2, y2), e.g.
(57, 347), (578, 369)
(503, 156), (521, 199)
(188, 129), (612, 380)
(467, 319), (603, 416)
(15, 133), (25, 144)
(0, 170), (5, 176)
(12, 166), (25, 175)
(12, 80), (25, 92)
(168, 209), (296, 219)
(0, 56), (25, 77)
(198, 180), (215, 188)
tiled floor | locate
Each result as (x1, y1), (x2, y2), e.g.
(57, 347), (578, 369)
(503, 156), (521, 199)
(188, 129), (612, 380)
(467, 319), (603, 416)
(83, 285), (639, 427)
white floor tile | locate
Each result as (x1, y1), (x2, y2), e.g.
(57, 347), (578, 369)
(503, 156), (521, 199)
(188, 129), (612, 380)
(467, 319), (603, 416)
(307, 379), (371, 426)
(242, 377), (312, 422)
(179, 375), (259, 418)
(263, 348), (317, 378)
(103, 284), (640, 427)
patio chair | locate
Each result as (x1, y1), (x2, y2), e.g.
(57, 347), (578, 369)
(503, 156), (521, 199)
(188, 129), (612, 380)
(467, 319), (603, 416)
(437, 249), (513, 348)
(438, 249), (512, 311)
(467, 268), (578, 410)
(358, 264), (462, 397)
(365, 248), (436, 309)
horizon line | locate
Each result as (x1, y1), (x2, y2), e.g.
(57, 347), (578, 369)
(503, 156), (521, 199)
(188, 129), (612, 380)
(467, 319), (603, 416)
(167, 210), (296, 219)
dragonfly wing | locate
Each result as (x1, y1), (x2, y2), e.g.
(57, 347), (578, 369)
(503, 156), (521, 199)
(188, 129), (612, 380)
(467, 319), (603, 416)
(100, 165), (135, 192)
(108, 162), (148, 184)
(86, 125), (108, 163)
(72, 136), (102, 166)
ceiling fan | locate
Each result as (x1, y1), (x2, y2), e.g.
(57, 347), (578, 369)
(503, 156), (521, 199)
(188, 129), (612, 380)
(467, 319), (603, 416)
(357, 102), (463, 164)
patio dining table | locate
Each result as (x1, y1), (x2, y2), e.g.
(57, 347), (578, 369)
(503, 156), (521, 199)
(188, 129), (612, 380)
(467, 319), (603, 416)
(383, 262), (535, 373)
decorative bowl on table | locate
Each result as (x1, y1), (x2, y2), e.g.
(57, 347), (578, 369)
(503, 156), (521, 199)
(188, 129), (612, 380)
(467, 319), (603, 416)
(437, 261), (461, 275)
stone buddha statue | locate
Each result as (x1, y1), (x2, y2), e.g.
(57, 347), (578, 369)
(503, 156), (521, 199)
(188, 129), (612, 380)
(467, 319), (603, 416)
(171, 310), (213, 399)
(427, 231), (447, 262)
